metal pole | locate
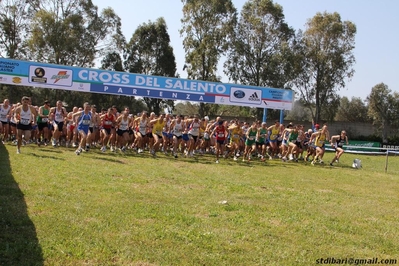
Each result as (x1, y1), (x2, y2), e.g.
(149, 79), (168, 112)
(279, 109), (284, 124)
(262, 108), (267, 123)
(385, 149), (389, 173)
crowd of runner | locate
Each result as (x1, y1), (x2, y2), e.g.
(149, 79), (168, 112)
(0, 97), (349, 166)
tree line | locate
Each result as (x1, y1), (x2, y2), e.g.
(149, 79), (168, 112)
(0, 0), (397, 140)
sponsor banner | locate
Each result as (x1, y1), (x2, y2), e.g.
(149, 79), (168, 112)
(0, 58), (294, 110)
(29, 65), (73, 87)
(382, 143), (399, 150)
(230, 87), (262, 105)
(345, 140), (381, 152)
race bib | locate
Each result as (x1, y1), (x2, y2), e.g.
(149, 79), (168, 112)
(21, 118), (30, 125)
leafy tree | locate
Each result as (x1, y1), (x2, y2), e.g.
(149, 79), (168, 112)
(285, 100), (312, 122)
(320, 94), (340, 122)
(335, 96), (370, 122)
(0, 0), (32, 102)
(27, 0), (123, 67)
(125, 17), (176, 114)
(224, 0), (295, 121)
(180, 0), (237, 117)
(173, 102), (200, 116)
(367, 83), (399, 142)
(292, 12), (356, 123)
(23, 0), (124, 108)
(0, 0), (31, 58)
(225, 0), (294, 87)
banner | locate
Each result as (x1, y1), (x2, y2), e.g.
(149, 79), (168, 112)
(382, 143), (399, 150)
(0, 58), (294, 110)
(345, 140), (381, 152)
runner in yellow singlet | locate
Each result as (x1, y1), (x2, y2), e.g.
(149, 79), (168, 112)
(267, 120), (281, 158)
(150, 113), (166, 156)
(310, 125), (329, 165)
(227, 121), (243, 161)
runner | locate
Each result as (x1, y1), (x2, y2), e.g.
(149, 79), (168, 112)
(87, 105), (100, 150)
(66, 107), (79, 147)
(134, 111), (149, 153)
(256, 122), (268, 161)
(243, 122), (258, 162)
(0, 98), (11, 144)
(14, 96), (37, 154)
(109, 105), (119, 151)
(330, 130), (349, 166)
(150, 113), (166, 156)
(227, 120), (243, 161)
(169, 115), (185, 158)
(9, 103), (19, 143)
(310, 125), (329, 165)
(72, 102), (93, 155)
(267, 120), (281, 158)
(211, 120), (228, 163)
(162, 114), (173, 154)
(115, 108), (132, 152)
(36, 100), (51, 146)
(99, 108), (116, 152)
(185, 115), (201, 157)
(50, 100), (67, 147)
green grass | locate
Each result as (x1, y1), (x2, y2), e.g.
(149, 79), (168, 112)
(1, 143), (399, 265)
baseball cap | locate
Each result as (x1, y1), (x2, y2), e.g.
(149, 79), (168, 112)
(315, 124), (320, 129)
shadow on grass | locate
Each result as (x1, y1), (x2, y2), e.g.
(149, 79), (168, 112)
(92, 155), (126, 164)
(39, 148), (64, 154)
(27, 152), (65, 160)
(0, 144), (44, 265)
(157, 153), (280, 167)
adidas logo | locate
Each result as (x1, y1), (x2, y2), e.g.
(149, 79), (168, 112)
(248, 92), (260, 101)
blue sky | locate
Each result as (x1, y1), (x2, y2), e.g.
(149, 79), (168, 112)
(95, 0), (399, 100)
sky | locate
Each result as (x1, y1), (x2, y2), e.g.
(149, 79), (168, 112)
(94, 0), (399, 101)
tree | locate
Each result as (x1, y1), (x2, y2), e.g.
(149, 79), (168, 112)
(292, 12), (356, 123)
(0, 0), (32, 102)
(173, 102), (200, 116)
(27, 0), (123, 67)
(225, 0), (294, 87)
(125, 17), (177, 114)
(367, 83), (398, 142)
(23, 0), (124, 107)
(335, 96), (369, 122)
(224, 0), (295, 121)
(180, 0), (237, 117)
(285, 100), (312, 121)
(0, 0), (30, 58)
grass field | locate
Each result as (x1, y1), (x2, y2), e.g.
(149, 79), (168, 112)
(1, 143), (399, 266)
